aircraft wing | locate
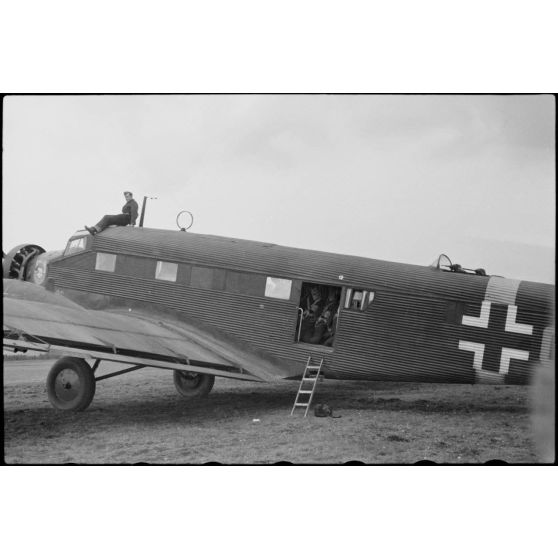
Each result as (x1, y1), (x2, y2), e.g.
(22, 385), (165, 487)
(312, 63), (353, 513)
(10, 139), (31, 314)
(3, 280), (292, 381)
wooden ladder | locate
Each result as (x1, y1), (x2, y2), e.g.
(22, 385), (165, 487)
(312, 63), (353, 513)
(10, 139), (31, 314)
(290, 356), (324, 417)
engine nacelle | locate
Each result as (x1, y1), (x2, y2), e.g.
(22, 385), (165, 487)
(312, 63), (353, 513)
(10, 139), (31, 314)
(3, 244), (45, 280)
(3, 244), (62, 285)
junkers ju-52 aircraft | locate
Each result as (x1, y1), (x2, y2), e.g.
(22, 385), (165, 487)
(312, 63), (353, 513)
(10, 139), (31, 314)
(3, 219), (555, 412)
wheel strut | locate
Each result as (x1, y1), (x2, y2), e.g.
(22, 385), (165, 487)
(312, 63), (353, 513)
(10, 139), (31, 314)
(94, 364), (145, 382)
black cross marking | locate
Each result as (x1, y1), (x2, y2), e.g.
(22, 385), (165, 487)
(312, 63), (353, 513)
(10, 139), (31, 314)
(460, 303), (534, 373)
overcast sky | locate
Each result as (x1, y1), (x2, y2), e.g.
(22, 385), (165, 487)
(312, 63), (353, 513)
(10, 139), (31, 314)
(2, 94), (555, 283)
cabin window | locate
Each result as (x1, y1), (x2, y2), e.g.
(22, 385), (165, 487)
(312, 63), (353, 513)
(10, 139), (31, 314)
(265, 277), (292, 300)
(212, 268), (226, 291)
(95, 252), (116, 272)
(191, 266), (215, 289)
(64, 236), (88, 256)
(115, 255), (155, 278)
(155, 261), (178, 282)
(189, 266), (226, 290)
(344, 288), (374, 311)
(227, 271), (266, 296)
(177, 263), (192, 285)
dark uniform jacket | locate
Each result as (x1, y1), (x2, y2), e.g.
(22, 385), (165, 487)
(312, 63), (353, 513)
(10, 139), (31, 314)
(122, 199), (139, 225)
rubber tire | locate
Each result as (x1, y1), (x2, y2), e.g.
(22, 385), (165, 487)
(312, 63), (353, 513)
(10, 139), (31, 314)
(46, 357), (96, 411)
(173, 370), (215, 398)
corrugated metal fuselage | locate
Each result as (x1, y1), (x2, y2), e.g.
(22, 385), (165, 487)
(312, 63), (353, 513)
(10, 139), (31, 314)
(45, 227), (554, 385)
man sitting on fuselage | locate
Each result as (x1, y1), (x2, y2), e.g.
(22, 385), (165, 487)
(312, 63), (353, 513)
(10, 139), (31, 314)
(85, 191), (139, 235)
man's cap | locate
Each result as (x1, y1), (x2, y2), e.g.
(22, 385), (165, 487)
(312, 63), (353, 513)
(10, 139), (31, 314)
(123, 191), (133, 196)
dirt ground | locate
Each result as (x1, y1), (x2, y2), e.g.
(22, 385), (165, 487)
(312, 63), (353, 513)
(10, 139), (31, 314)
(3, 357), (545, 464)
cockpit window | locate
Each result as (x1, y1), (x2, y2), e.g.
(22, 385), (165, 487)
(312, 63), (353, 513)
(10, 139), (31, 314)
(64, 235), (88, 256)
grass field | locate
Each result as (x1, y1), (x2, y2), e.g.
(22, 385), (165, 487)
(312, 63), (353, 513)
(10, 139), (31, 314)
(3, 357), (546, 464)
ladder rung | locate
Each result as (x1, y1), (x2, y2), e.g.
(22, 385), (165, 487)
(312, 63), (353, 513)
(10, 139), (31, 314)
(302, 377), (317, 381)
(295, 403), (308, 407)
(306, 366), (321, 370)
(299, 390), (313, 394)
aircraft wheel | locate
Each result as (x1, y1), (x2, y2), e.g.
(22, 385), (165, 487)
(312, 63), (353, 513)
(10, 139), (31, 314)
(173, 370), (215, 398)
(46, 357), (96, 411)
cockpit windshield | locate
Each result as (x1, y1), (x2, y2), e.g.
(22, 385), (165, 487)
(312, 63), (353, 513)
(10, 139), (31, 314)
(64, 234), (89, 256)
(430, 253), (453, 270)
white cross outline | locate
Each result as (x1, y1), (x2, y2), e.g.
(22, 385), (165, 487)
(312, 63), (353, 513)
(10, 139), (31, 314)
(459, 299), (533, 375)
(499, 348), (530, 375)
(458, 341), (530, 375)
(458, 341), (485, 370)
(505, 305), (534, 335)
(462, 300), (491, 328)
(462, 301), (534, 334)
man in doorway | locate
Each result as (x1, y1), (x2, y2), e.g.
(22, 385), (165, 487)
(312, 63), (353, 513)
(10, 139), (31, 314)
(85, 191), (139, 235)
(300, 285), (324, 343)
